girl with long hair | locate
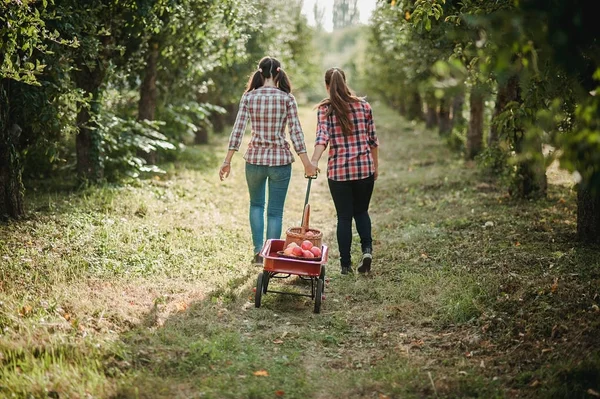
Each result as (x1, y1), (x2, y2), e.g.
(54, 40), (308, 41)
(311, 67), (379, 275)
(219, 56), (317, 264)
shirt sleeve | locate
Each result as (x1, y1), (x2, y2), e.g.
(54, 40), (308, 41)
(365, 102), (379, 147)
(227, 94), (249, 151)
(315, 106), (330, 147)
(287, 94), (307, 154)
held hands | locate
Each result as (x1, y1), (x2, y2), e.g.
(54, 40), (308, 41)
(304, 162), (318, 178)
(219, 162), (231, 181)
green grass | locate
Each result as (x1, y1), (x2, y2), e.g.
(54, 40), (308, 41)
(1, 102), (599, 398)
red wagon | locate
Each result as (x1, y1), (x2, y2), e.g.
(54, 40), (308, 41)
(254, 176), (328, 313)
(255, 239), (328, 313)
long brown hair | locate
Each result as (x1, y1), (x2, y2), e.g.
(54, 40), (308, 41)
(317, 67), (361, 136)
(245, 56), (292, 93)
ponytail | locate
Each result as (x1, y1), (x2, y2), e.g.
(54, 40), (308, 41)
(317, 67), (361, 136)
(275, 69), (291, 93)
(246, 70), (265, 92)
(245, 56), (293, 93)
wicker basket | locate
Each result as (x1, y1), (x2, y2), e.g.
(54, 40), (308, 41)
(284, 204), (322, 249)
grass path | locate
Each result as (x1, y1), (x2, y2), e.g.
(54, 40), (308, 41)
(1, 103), (599, 398)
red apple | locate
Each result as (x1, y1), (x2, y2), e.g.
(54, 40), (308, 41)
(302, 249), (314, 258)
(301, 240), (313, 250)
(310, 246), (322, 257)
(292, 246), (304, 257)
(283, 246), (295, 255)
(305, 231), (314, 238)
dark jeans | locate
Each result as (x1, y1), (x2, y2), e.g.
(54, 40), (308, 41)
(327, 174), (375, 267)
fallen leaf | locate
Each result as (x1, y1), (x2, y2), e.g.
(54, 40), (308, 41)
(253, 370), (269, 377)
(273, 339), (284, 344)
(587, 388), (600, 397)
(20, 305), (33, 316)
(275, 390), (285, 396)
(541, 348), (553, 354)
(176, 301), (188, 312)
(379, 394), (391, 399)
(420, 253), (428, 259)
(281, 331), (288, 338)
(63, 313), (71, 321)
(515, 242), (521, 247)
(551, 278), (558, 293)
(529, 379), (540, 387)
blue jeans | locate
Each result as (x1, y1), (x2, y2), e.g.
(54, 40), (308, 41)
(246, 163), (292, 254)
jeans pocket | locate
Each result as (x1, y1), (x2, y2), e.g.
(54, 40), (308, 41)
(268, 164), (292, 182)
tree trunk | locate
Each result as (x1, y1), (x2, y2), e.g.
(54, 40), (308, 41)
(466, 88), (484, 160)
(489, 76), (517, 147)
(513, 132), (547, 198)
(407, 90), (424, 121)
(510, 79), (547, 198)
(0, 80), (25, 220)
(424, 91), (437, 130)
(398, 96), (407, 116)
(577, 184), (600, 244)
(451, 91), (465, 128)
(194, 125), (209, 144)
(74, 62), (106, 183)
(138, 39), (160, 164)
(139, 40), (159, 122)
(438, 97), (451, 136)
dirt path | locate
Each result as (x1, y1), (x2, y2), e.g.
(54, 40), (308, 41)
(2, 103), (597, 398)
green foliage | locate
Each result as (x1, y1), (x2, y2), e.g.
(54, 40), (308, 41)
(158, 102), (225, 145)
(558, 76), (600, 192)
(100, 113), (175, 181)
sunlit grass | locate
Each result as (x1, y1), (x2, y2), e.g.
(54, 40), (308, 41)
(0, 103), (598, 398)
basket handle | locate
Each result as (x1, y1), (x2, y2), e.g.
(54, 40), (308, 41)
(301, 204), (310, 234)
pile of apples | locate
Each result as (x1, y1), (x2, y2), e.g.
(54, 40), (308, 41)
(283, 240), (322, 258)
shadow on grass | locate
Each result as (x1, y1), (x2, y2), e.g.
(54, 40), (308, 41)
(111, 271), (320, 398)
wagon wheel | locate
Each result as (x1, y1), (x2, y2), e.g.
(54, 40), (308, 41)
(262, 272), (270, 294)
(255, 273), (263, 308)
(319, 265), (326, 293)
(314, 278), (324, 314)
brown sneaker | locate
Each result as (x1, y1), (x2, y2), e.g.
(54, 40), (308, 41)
(357, 249), (372, 273)
(253, 253), (264, 266)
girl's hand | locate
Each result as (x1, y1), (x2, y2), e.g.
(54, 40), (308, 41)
(219, 163), (231, 181)
(304, 163), (317, 178)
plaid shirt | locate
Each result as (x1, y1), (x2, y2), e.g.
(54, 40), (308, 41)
(315, 100), (379, 181)
(228, 87), (307, 166)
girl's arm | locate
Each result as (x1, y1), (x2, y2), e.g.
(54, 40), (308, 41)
(371, 145), (379, 180)
(299, 153), (317, 177)
(312, 106), (330, 173)
(220, 95), (248, 181)
(311, 144), (327, 170)
(219, 149), (236, 181)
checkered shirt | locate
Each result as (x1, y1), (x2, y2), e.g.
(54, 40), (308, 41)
(315, 100), (379, 181)
(228, 87), (307, 166)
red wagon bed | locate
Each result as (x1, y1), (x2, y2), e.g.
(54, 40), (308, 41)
(255, 239), (328, 313)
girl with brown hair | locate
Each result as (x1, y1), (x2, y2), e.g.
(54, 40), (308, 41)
(311, 67), (379, 275)
(219, 56), (317, 264)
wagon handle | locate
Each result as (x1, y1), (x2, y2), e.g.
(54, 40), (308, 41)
(303, 175), (316, 209)
(301, 175), (315, 231)
(301, 204), (310, 234)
